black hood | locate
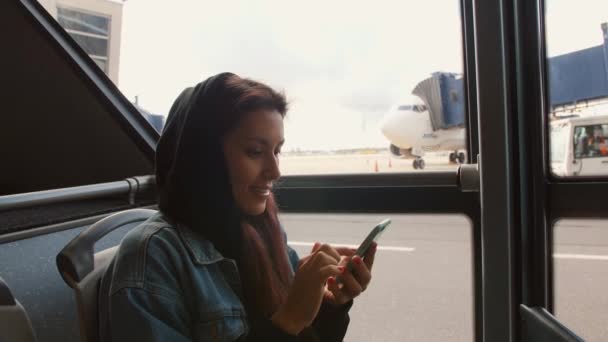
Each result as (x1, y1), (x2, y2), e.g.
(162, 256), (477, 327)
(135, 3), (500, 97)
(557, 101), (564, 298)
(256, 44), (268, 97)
(155, 72), (241, 256)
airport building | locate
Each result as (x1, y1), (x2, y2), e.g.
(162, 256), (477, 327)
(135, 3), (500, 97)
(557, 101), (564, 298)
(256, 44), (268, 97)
(37, 0), (124, 85)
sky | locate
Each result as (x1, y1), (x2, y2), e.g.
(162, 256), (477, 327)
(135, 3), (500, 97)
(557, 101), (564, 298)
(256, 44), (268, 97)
(111, 0), (608, 151)
(545, 1), (608, 57)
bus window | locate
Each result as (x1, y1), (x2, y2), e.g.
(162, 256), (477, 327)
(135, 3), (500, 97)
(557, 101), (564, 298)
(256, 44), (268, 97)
(573, 126), (591, 158)
(281, 213), (474, 341)
(545, 0), (608, 177)
(573, 124), (608, 158)
(38, 0), (467, 175)
(553, 219), (608, 341)
(545, 3), (608, 339)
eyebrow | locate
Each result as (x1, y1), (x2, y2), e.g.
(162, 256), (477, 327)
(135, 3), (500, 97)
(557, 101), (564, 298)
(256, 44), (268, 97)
(246, 137), (285, 146)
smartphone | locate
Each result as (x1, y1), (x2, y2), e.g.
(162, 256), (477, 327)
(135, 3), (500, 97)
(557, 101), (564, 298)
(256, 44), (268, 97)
(345, 218), (391, 272)
(354, 218), (391, 257)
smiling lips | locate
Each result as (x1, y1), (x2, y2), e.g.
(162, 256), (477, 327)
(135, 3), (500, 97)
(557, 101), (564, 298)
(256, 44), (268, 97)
(251, 185), (271, 197)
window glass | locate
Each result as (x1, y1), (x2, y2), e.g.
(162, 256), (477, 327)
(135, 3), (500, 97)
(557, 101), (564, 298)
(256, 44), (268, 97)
(69, 33), (108, 57)
(553, 219), (608, 341)
(91, 57), (108, 73)
(282, 213), (473, 341)
(53, 5), (110, 76)
(40, 0), (466, 174)
(545, 0), (608, 177)
(573, 124), (608, 158)
(57, 7), (109, 35)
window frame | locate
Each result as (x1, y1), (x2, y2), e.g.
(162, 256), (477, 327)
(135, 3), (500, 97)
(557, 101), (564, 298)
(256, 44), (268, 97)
(507, 0), (608, 340)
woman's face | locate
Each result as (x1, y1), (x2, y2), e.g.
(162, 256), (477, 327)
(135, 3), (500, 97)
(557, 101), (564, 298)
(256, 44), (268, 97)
(223, 109), (284, 216)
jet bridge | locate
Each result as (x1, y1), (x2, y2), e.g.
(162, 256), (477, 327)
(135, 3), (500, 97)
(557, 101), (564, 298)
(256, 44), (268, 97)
(412, 72), (466, 131)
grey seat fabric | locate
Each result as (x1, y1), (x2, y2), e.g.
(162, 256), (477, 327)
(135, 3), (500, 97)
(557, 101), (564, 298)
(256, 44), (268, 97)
(0, 277), (37, 342)
(56, 208), (157, 342)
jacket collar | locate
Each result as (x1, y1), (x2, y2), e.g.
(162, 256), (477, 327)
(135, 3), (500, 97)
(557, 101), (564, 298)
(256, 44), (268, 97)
(178, 223), (226, 265)
(157, 213), (226, 265)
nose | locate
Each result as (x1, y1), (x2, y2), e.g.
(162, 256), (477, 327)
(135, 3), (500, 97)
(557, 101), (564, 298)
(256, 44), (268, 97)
(265, 154), (281, 180)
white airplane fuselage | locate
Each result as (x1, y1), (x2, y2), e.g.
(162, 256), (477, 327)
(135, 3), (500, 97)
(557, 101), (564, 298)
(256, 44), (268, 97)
(380, 106), (466, 158)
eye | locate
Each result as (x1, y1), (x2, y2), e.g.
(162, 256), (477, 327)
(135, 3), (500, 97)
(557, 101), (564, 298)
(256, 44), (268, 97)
(246, 148), (263, 157)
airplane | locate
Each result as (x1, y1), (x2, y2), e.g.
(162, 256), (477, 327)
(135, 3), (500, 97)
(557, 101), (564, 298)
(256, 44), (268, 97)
(380, 96), (466, 170)
(380, 73), (467, 170)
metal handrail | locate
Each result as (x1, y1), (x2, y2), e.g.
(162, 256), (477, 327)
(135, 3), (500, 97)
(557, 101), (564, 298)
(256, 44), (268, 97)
(277, 170), (460, 189)
(0, 176), (155, 212)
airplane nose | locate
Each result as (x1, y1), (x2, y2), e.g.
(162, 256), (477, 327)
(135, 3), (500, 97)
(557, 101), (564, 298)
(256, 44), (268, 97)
(380, 111), (414, 148)
(380, 113), (400, 138)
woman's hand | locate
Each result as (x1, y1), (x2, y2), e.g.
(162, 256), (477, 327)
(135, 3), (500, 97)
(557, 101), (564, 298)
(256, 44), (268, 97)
(325, 242), (377, 306)
(271, 243), (343, 335)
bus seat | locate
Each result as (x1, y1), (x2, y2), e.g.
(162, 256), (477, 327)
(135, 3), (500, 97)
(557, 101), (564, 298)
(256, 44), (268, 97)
(56, 208), (157, 342)
(0, 276), (38, 342)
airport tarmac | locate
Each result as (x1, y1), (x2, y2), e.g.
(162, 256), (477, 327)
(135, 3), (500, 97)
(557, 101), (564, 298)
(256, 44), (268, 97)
(280, 152), (459, 175)
(281, 214), (608, 342)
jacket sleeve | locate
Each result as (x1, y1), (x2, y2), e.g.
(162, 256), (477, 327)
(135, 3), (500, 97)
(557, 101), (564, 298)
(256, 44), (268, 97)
(243, 315), (299, 341)
(311, 300), (353, 342)
(284, 242), (353, 342)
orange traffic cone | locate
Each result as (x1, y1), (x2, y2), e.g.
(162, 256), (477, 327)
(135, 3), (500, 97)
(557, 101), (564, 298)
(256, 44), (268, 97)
(374, 160), (379, 172)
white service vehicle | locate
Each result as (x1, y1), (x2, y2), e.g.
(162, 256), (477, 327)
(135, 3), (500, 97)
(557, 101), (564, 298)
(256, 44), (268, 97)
(551, 114), (608, 176)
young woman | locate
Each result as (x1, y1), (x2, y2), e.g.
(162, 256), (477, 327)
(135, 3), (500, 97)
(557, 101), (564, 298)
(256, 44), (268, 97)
(99, 73), (376, 341)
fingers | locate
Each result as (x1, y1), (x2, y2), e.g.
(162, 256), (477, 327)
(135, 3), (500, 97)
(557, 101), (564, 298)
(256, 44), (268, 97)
(315, 244), (341, 263)
(323, 288), (337, 302)
(309, 249), (343, 281)
(319, 264), (343, 281)
(350, 255), (372, 291)
(301, 243), (371, 287)
(308, 243), (342, 263)
(363, 242), (377, 271)
(299, 242), (332, 268)
(334, 246), (357, 257)
(298, 252), (313, 268)
(332, 272), (363, 298)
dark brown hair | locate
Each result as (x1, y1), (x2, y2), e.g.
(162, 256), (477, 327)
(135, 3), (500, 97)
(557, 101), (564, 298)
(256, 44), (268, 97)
(224, 75), (292, 315)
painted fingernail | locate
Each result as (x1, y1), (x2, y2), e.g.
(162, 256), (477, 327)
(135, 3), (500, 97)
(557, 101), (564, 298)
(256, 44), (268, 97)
(338, 266), (345, 273)
(353, 256), (362, 265)
(328, 277), (336, 284)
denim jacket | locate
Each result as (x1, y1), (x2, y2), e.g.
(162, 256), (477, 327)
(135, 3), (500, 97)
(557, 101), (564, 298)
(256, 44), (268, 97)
(98, 213), (351, 342)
